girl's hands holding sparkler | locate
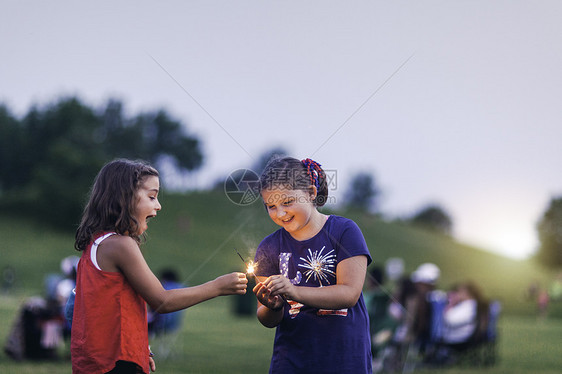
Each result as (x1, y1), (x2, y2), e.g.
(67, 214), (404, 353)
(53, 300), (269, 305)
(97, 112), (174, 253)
(254, 275), (289, 327)
(213, 272), (248, 295)
(253, 281), (285, 312)
(261, 274), (296, 301)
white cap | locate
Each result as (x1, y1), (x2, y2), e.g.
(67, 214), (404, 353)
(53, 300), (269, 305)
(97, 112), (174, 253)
(411, 263), (440, 285)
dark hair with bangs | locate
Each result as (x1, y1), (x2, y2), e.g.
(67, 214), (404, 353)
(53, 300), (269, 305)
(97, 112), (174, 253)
(74, 159), (159, 251)
(259, 156), (328, 207)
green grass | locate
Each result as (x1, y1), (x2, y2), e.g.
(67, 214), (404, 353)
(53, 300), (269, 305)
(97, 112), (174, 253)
(2, 191), (558, 314)
(0, 294), (275, 374)
(1, 295), (561, 373)
(1, 190), (561, 373)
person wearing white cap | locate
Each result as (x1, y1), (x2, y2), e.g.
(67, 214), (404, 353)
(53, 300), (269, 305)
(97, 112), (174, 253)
(411, 263), (440, 285)
(410, 263), (441, 350)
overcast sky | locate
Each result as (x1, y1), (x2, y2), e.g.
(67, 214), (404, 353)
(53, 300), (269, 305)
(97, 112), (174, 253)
(2, 1), (561, 259)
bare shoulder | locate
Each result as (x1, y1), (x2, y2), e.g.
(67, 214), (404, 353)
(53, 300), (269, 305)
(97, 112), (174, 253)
(103, 234), (138, 249)
(97, 235), (143, 272)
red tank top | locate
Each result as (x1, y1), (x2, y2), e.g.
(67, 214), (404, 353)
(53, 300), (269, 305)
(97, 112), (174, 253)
(71, 233), (149, 373)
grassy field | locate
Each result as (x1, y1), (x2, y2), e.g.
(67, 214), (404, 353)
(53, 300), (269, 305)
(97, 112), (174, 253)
(1, 190), (561, 373)
(1, 295), (561, 373)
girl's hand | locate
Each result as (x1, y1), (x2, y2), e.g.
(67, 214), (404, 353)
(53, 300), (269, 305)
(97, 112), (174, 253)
(214, 272), (248, 296)
(253, 281), (284, 311)
(262, 275), (296, 301)
(149, 356), (156, 372)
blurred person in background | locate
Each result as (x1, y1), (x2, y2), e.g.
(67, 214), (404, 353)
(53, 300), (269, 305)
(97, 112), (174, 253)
(148, 268), (186, 336)
(410, 263), (441, 348)
(442, 281), (489, 350)
(364, 266), (397, 372)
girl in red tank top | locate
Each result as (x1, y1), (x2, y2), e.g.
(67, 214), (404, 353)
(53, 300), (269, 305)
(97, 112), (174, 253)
(71, 159), (248, 373)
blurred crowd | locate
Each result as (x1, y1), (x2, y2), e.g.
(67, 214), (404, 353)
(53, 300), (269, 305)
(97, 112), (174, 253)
(525, 272), (562, 320)
(363, 259), (499, 372)
(3, 258), (184, 362)
(7, 253), (559, 369)
(4, 256), (78, 361)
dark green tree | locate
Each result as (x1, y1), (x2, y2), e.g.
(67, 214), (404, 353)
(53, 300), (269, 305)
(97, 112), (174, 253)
(144, 110), (203, 170)
(99, 99), (144, 159)
(0, 105), (25, 191)
(27, 98), (106, 223)
(345, 172), (380, 213)
(0, 97), (203, 227)
(536, 196), (562, 268)
(410, 204), (453, 235)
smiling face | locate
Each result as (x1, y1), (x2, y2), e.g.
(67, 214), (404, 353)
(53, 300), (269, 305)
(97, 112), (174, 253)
(262, 187), (321, 240)
(133, 175), (161, 235)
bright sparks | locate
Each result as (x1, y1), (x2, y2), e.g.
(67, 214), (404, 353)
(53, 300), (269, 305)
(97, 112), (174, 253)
(246, 261), (256, 275)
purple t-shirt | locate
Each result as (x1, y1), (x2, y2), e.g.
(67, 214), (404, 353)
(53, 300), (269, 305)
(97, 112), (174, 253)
(255, 215), (373, 374)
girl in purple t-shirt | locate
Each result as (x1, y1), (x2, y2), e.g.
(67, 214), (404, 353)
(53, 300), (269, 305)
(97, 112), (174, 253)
(253, 156), (373, 374)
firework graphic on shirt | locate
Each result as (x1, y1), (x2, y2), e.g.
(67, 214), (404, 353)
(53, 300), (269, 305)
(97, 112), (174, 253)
(298, 246), (336, 286)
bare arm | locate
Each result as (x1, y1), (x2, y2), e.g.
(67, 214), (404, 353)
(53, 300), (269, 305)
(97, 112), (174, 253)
(97, 236), (247, 313)
(262, 255), (368, 310)
(253, 276), (284, 328)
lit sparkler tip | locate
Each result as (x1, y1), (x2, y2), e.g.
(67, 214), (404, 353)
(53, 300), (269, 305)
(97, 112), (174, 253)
(234, 248), (257, 277)
(246, 260), (257, 275)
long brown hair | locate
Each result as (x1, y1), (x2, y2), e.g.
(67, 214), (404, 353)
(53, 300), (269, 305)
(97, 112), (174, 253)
(74, 159), (159, 251)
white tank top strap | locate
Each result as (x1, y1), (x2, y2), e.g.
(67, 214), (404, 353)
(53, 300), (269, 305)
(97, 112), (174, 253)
(91, 232), (117, 271)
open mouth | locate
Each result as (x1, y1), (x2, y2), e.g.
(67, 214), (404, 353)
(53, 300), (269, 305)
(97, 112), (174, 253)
(281, 216), (294, 224)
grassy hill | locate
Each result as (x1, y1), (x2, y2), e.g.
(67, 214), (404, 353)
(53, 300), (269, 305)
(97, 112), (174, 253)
(1, 190), (557, 315)
(2, 190), (562, 373)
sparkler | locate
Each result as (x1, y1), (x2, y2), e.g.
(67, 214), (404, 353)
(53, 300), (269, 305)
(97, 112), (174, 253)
(234, 248), (257, 280)
(234, 248), (287, 306)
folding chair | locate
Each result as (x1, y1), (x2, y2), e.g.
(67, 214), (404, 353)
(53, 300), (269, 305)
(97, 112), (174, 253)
(424, 294), (501, 368)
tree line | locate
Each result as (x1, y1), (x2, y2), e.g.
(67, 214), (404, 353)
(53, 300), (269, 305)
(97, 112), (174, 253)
(0, 97), (560, 267)
(0, 97), (202, 227)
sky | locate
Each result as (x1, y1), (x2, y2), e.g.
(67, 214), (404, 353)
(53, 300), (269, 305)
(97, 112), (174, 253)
(2, 1), (561, 259)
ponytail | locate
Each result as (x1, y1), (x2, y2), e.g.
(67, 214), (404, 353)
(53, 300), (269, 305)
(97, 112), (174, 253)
(301, 158), (328, 206)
